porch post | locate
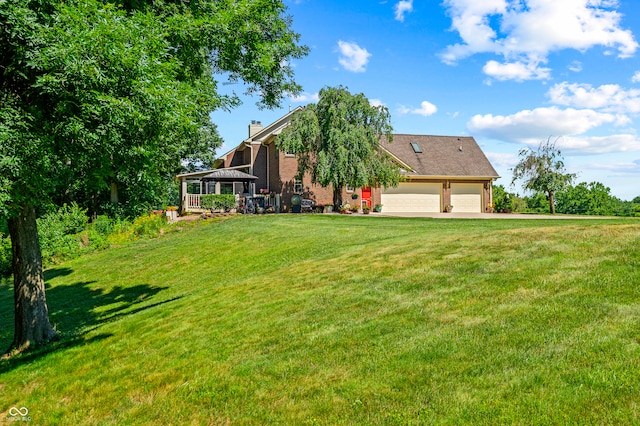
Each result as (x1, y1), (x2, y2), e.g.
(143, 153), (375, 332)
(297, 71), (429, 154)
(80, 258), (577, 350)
(180, 177), (188, 212)
(215, 181), (221, 195)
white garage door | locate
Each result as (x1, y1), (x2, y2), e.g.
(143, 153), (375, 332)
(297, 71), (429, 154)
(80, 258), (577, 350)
(381, 183), (441, 212)
(450, 184), (482, 213)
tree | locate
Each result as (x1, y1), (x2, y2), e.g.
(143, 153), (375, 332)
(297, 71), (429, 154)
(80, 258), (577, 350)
(275, 86), (401, 208)
(493, 184), (511, 212)
(556, 182), (633, 216)
(556, 182), (613, 215)
(1, 0), (307, 353)
(511, 138), (576, 214)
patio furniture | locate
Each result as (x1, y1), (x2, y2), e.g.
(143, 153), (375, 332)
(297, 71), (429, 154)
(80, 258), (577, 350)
(301, 199), (314, 213)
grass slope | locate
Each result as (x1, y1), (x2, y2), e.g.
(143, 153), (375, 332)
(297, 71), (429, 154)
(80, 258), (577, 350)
(1, 215), (640, 425)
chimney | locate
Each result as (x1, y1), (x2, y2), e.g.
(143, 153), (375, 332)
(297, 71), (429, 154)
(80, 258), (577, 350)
(248, 120), (263, 138)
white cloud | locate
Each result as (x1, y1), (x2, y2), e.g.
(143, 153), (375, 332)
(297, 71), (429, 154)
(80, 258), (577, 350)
(290, 92), (319, 103)
(394, 0), (413, 22)
(398, 100), (438, 116)
(468, 106), (630, 143)
(485, 151), (519, 168)
(337, 41), (371, 73)
(568, 61), (583, 72)
(632, 71), (640, 83)
(483, 59), (551, 81)
(441, 0), (638, 81)
(369, 99), (386, 108)
(586, 159), (640, 174)
(555, 135), (640, 155)
(548, 82), (640, 113)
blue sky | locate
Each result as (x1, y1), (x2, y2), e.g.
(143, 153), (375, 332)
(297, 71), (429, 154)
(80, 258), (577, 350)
(211, 0), (640, 200)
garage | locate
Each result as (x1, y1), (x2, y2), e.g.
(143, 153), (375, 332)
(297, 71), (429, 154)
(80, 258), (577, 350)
(450, 183), (483, 213)
(381, 182), (441, 212)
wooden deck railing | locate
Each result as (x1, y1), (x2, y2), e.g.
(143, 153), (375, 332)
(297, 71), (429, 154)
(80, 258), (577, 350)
(186, 194), (201, 210)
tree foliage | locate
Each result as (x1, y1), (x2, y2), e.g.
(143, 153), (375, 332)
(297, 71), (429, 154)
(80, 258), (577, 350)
(1, 0), (308, 216)
(276, 86), (401, 207)
(0, 0), (307, 352)
(556, 182), (634, 216)
(511, 138), (576, 214)
(492, 184), (527, 213)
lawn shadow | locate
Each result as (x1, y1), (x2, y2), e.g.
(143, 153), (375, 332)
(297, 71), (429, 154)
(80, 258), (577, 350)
(0, 267), (180, 371)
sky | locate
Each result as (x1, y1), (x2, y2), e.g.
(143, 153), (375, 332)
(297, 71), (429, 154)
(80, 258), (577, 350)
(211, 0), (640, 201)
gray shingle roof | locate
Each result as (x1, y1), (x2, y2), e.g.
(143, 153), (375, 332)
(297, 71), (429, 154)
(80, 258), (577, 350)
(201, 169), (258, 181)
(380, 134), (500, 178)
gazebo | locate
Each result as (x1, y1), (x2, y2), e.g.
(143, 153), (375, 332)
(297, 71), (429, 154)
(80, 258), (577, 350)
(178, 168), (258, 212)
(201, 169), (258, 194)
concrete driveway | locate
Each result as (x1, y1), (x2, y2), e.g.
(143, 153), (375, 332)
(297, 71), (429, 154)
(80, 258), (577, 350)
(378, 212), (602, 219)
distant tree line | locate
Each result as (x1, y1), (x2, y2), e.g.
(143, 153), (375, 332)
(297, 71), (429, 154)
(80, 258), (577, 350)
(493, 183), (640, 217)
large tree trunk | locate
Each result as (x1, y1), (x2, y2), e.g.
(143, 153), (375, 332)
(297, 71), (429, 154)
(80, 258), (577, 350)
(7, 204), (57, 353)
(333, 186), (343, 211)
(548, 191), (556, 215)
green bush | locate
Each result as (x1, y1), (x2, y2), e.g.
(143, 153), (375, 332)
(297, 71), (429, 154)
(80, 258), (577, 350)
(38, 203), (89, 263)
(107, 214), (166, 244)
(0, 207), (174, 276)
(85, 215), (120, 250)
(523, 192), (548, 214)
(200, 194), (237, 211)
(132, 214), (166, 238)
(492, 185), (511, 212)
(92, 215), (116, 236)
(492, 185), (526, 213)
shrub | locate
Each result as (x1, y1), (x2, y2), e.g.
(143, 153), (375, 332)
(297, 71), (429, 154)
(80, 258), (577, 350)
(92, 215), (116, 236)
(523, 192), (548, 214)
(38, 203), (89, 263)
(85, 215), (119, 250)
(200, 194), (237, 211)
(132, 214), (166, 238)
(41, 203), (88, 235)
(492, 185), (511, 212)
(1, 207), (174, 276)
(107, 214), (167, 245)
(106, 220), (135, 245)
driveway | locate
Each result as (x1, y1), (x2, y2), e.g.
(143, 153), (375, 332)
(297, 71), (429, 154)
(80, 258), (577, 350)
(378, 212), (602, 219)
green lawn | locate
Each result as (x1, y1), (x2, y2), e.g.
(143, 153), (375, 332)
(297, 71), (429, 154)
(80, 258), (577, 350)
(1, 215), (640, 425)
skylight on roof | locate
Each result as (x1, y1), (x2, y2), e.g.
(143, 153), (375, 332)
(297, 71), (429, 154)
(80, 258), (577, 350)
(410, 142), (422, 153)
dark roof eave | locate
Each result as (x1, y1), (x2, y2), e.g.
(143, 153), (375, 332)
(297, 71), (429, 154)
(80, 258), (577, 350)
(401, 174), (500, 180)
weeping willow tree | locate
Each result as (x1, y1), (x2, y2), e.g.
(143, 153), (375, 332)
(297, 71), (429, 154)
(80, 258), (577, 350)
(276, 86), (401, 208)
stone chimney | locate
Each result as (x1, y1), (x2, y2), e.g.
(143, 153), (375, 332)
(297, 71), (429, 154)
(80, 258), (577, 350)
(248, 120), (263, 138)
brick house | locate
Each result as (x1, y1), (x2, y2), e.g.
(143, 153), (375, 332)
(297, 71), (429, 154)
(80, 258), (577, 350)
(178, 109), (499, 213)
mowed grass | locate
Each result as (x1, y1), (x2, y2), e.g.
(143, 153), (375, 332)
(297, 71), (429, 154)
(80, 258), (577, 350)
(1, 215), (640, 425)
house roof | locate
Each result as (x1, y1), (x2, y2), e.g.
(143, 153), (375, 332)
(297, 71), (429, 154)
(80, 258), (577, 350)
(380, 134), (500, 179)
(200, 169), (258, 181)
(251, 106), (303, 144)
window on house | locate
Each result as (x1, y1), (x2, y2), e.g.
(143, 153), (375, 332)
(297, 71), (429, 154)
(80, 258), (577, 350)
(346, 186), (354, 192)
(410, 142), (423, 153)
(294, 178), (303, 194)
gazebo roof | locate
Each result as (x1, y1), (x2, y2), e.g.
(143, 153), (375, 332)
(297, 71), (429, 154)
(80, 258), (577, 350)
(200, 169), (258, 182)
